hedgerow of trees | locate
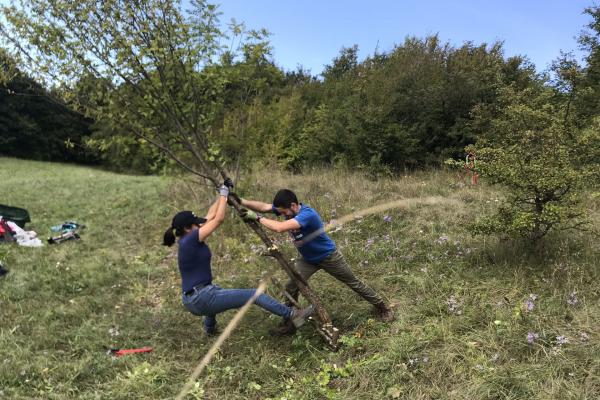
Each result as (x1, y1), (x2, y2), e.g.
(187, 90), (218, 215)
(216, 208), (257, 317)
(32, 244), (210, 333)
(1, 3), (599, 186)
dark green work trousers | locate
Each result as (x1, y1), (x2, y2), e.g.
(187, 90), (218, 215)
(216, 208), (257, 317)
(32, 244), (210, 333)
(284, 250), (386, 307)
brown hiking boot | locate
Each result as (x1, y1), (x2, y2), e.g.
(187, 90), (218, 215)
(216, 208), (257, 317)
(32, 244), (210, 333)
(269, 305), (314, 336)
(375, 304), (395, 322)
(290, 304), (314, 328)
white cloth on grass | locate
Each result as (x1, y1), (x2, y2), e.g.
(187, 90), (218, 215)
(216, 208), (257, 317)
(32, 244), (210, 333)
(5, 220), (43, 247)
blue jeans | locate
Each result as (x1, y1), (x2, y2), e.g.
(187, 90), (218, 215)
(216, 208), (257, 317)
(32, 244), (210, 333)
(182, 284), (292, 333)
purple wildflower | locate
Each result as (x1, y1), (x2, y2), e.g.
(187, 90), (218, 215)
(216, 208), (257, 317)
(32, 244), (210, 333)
(556, 335), (569, 345)
(526, 332), (539, 345)
(365, 238), (375, 249)
(567, 291), (579, 306)
(524, 294), (538, 312)
(446, 295), (461, 315)
(383, 215), (392, 223)
(434, 235), (449, 245)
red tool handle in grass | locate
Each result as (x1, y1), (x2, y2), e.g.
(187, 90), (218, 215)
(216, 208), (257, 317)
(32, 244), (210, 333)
(112, 347), (153, 357)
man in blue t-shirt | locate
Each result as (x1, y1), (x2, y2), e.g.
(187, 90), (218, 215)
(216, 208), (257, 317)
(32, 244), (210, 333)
(237, 189), (394, 334)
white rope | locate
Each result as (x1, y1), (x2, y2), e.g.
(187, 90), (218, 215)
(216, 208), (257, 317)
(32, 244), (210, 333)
(175, 195), (462, 398)
(175, 280), (269, 400)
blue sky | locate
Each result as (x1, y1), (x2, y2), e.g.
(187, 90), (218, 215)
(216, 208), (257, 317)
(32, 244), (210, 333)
(215, 0), (596, 75)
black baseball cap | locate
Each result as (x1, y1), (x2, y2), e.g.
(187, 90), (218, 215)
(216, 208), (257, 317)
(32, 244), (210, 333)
(171, 211), (207, 229)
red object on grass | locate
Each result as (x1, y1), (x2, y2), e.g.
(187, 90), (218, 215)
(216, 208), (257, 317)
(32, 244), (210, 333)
(111, 347), (153, 357)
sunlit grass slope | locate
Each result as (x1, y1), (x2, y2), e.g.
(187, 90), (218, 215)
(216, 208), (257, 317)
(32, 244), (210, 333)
(1, 157), (598, 399)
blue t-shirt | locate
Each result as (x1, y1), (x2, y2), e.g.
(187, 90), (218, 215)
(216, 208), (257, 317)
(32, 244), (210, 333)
(273, 204), (336, 263)
(178, 228), (212, 293)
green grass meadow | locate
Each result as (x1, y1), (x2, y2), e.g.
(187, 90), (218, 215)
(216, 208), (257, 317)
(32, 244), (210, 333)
(1, 157), (599, 399)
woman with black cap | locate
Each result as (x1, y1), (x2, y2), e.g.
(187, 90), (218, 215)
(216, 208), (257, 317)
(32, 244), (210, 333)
(163, 180), (313, 336)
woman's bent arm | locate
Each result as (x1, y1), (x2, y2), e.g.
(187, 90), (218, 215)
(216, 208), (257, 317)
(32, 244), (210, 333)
(198, 194), (227, 242)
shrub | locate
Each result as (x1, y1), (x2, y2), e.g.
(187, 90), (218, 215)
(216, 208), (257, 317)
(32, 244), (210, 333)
(468, 87), (600, 241)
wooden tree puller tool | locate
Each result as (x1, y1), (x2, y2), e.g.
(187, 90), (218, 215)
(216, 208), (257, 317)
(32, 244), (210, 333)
(158, 136), (340, 348)
(113, 111), (340, 349)
(214, 169), (340, 350)
(130, 133), (340, 348)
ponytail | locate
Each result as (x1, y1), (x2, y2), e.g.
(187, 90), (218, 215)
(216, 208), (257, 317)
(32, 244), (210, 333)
(162, 225), (189, 246)
(162, 227), (176, 247)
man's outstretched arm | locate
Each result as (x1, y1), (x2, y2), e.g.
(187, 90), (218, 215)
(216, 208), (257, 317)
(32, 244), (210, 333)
(238, 198), (274, 213)
(240, 209), (301, 233)
(260, 217), (301, 233)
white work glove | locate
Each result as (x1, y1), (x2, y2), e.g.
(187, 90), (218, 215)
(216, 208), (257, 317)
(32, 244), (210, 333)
(219, 184), (229, 197)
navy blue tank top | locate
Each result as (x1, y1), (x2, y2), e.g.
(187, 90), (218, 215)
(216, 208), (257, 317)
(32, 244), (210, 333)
(178, 228), (212, 293)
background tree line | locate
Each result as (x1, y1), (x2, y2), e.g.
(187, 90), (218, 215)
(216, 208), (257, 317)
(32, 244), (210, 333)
(1, 4), (599, 176)
(1, 1), (599, 243)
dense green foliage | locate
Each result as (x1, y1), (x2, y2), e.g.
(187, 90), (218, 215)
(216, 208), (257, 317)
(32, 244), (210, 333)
(449, 6), (600, 241)
(1, 2), (599, 238)
(1, 3), (599, 175)
(0, 50), (95, 163)
(1, 0), (234, 178)
(465, 87), (600, 240)
(243, 39), (537, 170)
(565, 6), (600, 123)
